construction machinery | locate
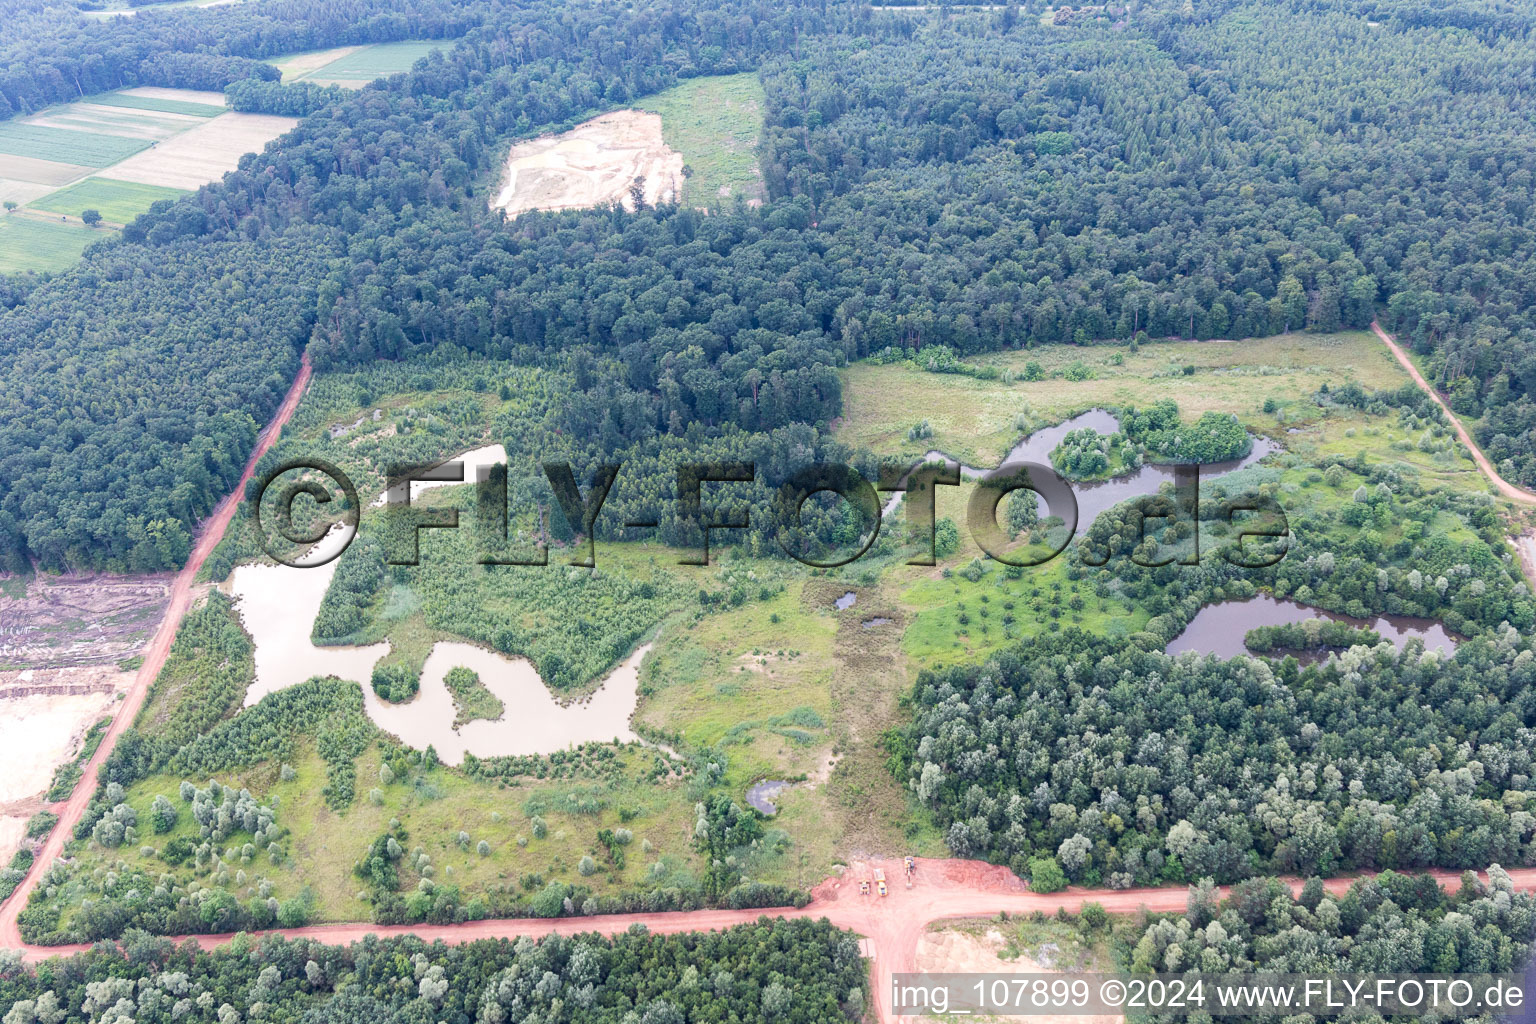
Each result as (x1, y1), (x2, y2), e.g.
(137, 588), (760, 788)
(858, 880), (870, 896)
(905, 856), (915, 887)
(873, 867), (888, 896)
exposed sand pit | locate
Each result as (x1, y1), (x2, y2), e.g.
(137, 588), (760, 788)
(0, 676), (126, 803)
(915, 928), (1124, 1024)
(105, 112), (299, 190)
(0, 816), (27, 870)
(0, 574), (170, 669)
(491, 110), (684, 217)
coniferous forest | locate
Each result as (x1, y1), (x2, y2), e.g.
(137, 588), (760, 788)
(4, 0), (1536, 570)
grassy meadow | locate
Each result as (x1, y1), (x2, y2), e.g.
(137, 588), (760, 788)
(636, 72), (766, 208)
(0, 215), (100, 273)
(31, 177), (188, 225)
(837, 331), (1415, 465)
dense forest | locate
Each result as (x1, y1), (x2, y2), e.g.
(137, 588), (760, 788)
(6, 0), (1536, 568)
(897, 626), (1536, 888)
(1139, 868), (1536, 981)
(0, 920), (868, 1023)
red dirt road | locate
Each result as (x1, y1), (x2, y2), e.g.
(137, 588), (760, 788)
(0, 354), (312, 949)
(1372, 322), (1536, 507)
(10, 856), (1536, 1023)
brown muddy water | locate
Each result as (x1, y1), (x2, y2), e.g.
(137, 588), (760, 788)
(901, 408), (1280, 530)
(1164, 593), (1459, 660)
(228, 444), (653, 762)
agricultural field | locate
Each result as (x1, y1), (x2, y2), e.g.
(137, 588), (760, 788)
(88, 92), (228, 117)
(0, 123), (149, 167)
(0, 216), (100, 274)
(102, 111), (298, 190)
(269, 39), (456, 87)
(29, 177), (187, 226)
(635, 72), (766, 208)
(0, 88), (294, 271)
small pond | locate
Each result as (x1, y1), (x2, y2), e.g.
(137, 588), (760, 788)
(1165, 594), (1459, 661)
(747, 779), (790, 815)
(900, 409), (1279, 532)
(228, 443), (654, 763)
(834, 591), (857, 610)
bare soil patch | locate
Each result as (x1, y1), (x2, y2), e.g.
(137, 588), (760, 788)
(0, 179), (57, 205)
(0, 816), (27, 870)
(0, 668), (128, 802)
(490, 110), (683, 217)
(106, 112), (299, 190)
(915, 928), (1124, 1024)
(0, 155), (92, 186)
(0, 574), (170, 669)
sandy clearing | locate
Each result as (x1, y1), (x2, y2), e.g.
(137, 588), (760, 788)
(915, 928), (1124, 1024)
(0, 179), (58, 205)
(0, 155), (94, 186)
(0, 818), (26, 873)
(490, 110), (684, 217)
(104, 112), (299, 190)
(0, 684), (123, 803)
(117, 86), (229, 107)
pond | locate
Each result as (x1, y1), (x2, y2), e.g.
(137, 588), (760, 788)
(1164, 594), (1459, 661)
(834, 591), (857, 610)
(901, 409), (1279, 532)
(227, 444), (654, 762)
(746, 779), (790, 815)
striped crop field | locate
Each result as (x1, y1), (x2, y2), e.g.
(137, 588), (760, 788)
(0, 123), (150, 167)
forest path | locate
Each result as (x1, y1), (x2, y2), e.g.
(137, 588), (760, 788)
(1371, 322), (1536, 591)
(1371, 322), (1536, 506)
(0, 355), (313, 949)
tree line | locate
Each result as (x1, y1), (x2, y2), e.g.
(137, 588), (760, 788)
(0, 919), (867, 1023)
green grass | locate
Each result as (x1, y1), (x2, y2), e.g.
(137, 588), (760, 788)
(839, 331), (1413, 466)
(899, 482), (1152, 669)
(0, 123), (150, 167)
(30, 178), (188, 225)
(0, 215), (101, 273)
(45, 739), (709, 928)
(311, 40), (453, 80)
(91, 92), (226, 117)
(636, 73), (765, 209)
